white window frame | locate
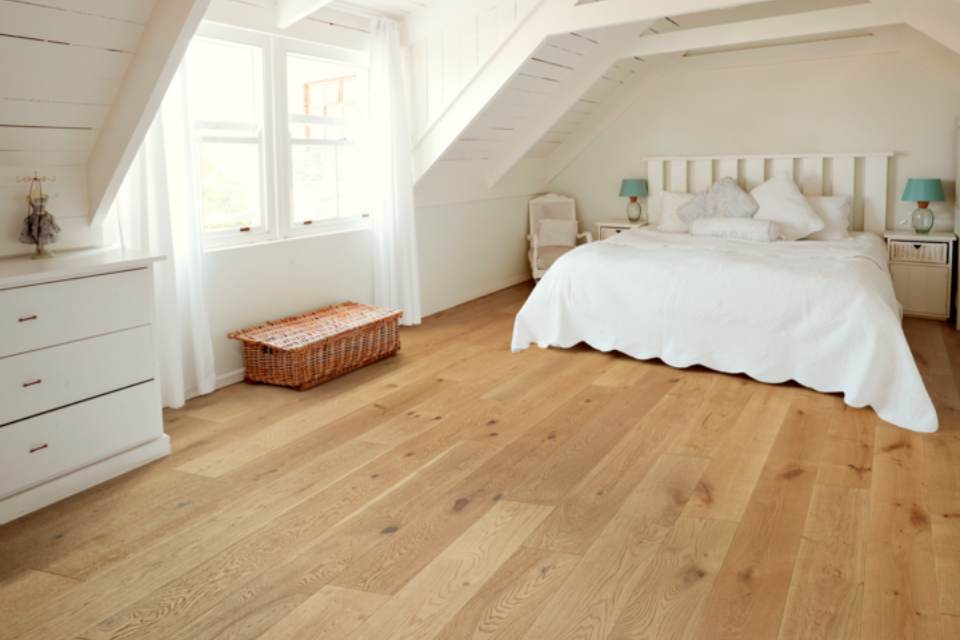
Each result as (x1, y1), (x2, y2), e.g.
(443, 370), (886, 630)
(189, 23), (370, 250)
(275, 36), (370, 239)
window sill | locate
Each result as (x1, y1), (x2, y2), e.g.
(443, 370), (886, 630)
(203, 222), (371, 254)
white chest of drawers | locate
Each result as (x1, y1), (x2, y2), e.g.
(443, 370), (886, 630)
(0, 249), (168, 524)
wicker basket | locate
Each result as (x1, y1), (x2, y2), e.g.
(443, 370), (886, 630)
(228, 302), (402, 390)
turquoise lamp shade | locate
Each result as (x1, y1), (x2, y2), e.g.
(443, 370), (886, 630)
(620, 179), (649, 198)
(902, 179), (945, 203)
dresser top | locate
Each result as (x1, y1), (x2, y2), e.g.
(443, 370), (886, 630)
(0, 247), (163, 290)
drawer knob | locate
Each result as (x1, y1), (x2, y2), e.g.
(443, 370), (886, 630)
(18, 314), (38, 323)
(22, 379), (42, 388)
(29, 444), (48, 454)
(914, 244), (922, 250)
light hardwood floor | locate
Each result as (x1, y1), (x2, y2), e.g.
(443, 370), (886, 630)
(2, 282), (959, 640)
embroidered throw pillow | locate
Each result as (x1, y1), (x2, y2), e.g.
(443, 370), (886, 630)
(678, 177), (759, 223)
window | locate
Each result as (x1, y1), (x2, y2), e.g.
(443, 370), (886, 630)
(185, 24), (368, 248)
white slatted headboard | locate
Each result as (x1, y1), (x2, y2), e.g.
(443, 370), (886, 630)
(644, 153), (894, 235)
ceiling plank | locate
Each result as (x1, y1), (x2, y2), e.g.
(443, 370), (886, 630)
(87, 0), (214, 226)
(486, 26), (651, 187)
(549, 0), (780, 35)
(629, 3), (904, 58)
(277, 0), (336, 28)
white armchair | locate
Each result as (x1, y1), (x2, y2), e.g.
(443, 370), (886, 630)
(528, 193), (592, 280)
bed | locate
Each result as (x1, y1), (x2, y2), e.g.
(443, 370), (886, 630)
(512, 153), (938, 433)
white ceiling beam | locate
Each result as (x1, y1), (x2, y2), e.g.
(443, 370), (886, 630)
(485, 26), (651, 188)
(548, 0), (778, 35)
(277, 0), (334, 29)
(87, 0), (213, 226)
(628, 3), (904, 58)
(870, 0), (960, 56)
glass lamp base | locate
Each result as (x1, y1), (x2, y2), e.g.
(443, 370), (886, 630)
(912, 207), (935, 234)
(626, 200), (643, 223)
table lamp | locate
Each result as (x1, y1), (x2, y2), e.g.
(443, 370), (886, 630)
(902, 178), (945, 234)
(620, 179), (648, 223)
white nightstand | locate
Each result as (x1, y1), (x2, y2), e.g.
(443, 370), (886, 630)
(884, 231), (956, 320)
(597, 220), (647, 240)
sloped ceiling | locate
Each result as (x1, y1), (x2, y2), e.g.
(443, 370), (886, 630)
(410, 0), (960, 189)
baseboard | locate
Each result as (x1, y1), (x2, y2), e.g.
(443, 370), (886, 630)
(0, 436), (171, 525)
(216, 368), (246, 389)
(423, 272), (533, 318)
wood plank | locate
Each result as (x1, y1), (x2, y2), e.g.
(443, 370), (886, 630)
(607, 517), (738, 640)
(520, 454), (711, 640)
(349, 500), (553, 640)
(690, 395), (833, 639)
(0, 2), (144, 52)
(862, 426), (943, 639)
(256, 586), (386, 640)
(778, 484), (869, 640)
(435, 546), (580, 640)
(0, 569), (79, 624)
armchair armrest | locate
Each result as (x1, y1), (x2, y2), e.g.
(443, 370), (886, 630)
(577, 231), (593, 244)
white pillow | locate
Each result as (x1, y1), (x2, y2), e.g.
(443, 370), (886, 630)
(658, 191), (695, 233)
(537, 218), (577, 247)
(689, 217), (781, 242)
(751, 175), (824, 241)
(806, 196), (851, 241)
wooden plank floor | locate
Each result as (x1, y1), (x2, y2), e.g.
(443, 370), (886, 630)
(2, 282), (960, 640)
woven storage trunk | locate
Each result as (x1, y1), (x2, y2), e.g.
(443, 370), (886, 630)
(228, 302), (402, 390)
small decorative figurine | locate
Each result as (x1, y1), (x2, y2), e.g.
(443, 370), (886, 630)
(18, 173), (60, 259)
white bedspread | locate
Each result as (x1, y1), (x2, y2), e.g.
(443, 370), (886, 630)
(512, 229), (937, 432)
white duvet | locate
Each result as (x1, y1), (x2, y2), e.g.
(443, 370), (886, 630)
(512, 229), (937, 432)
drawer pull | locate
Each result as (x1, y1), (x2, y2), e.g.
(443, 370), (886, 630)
(914, 244), (922, 250)
(22, 379), (42, 388)
(18, 314), (38, 323)
(29, 444), (48, 454)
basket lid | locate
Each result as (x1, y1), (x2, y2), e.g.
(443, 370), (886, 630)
(228, 302), (402, 352)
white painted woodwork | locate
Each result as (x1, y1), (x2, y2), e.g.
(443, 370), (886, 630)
(596, 220), (646, 240)
(205, 0), (371, 50)
(644, 152), (893, 233)
(0, 381), (163, 503)
(628, 4), (902, 58)
(0, 250), (166, 523)
(485, 26), (651, 187)
(87, 0), (214, 227)
(278, 0), (336, 27)
(527, 193), (590, 279)
(885, 231), (956, 320)
(0, 268), (152, 358)
(0, 326), (155, 427)
(873, 0), (960, 57)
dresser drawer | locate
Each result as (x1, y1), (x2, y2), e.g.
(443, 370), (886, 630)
(0, 326), (156, 426)
(0, 269), (152, 358)
(0, 381), (162, 500)
(888, 240), (949, 264)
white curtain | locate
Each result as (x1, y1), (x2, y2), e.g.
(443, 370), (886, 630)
(368, 17), (422, 325)
(112, 68), (216, 408)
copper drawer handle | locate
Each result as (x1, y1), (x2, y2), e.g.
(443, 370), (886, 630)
(29, 444), (48, 454)
(18, 314), (38, 323)
(22, 379), (42, 388)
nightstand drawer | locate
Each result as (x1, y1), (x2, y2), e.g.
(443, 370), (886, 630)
(600, 227), (630, 240)
(889, 240), (949, 264)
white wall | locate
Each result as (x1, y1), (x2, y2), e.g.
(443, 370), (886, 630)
(552, 35), (960, 233)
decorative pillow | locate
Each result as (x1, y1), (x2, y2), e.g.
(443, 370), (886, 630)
(678, 177), (759, 223)
(689, 217), (781, 242)
(537, 218), (577, 247)
(657, 191), (695, 233)
(751, 175), (824, 240)
(806, 196), (852, 241)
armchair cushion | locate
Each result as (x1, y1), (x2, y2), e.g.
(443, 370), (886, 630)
(537, 218), (578, 247)
(535, 245), (573, 270)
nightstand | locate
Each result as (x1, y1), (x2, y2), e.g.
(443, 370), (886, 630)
(884, 231), (956, 320)
(597, 220), (647, 240)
